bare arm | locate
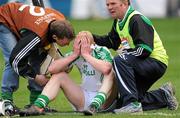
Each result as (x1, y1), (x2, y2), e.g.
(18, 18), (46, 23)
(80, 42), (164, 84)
(48, 37), (81, 74)
(80, 35), (112, 75)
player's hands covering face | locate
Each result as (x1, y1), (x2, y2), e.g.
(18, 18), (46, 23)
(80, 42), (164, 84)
(80, 34), (92, 58)
(73, 35), (81, 57)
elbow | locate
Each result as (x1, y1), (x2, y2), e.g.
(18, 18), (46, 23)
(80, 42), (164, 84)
(102, 64), (112, 75)
(48, 62), (57, 74)
(48, 66), (53, 74)
(9, 55), (18, 74)
(48, 65), (56, 74)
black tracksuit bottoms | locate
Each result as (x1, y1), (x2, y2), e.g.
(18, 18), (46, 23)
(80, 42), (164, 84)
(113, 53), (168, 110)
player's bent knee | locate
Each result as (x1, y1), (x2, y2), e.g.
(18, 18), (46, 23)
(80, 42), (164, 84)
(51, 72), (70, 83)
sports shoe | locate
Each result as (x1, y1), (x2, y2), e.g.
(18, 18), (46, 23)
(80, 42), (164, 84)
(160, 82), (179, 110)
(44, 106), (58, 113)
(0, 99), (20, 116)
(19, 105), (44, 116)
(24, 104), (58, 113)
(5, 104), (20, 116)
(113, 102), (143, 114)
(83, 104), (97, 116)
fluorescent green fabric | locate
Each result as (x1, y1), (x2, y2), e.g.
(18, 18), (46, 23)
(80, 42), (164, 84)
(116, 7), (168, 65)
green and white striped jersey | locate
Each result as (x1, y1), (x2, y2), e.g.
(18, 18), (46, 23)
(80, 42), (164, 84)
(67, 44), (113, 91)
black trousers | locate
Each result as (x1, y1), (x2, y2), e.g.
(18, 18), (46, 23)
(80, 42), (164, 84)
(113, 53), (168, 110)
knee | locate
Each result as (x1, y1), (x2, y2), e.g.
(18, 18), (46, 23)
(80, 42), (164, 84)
(104, 69), (115, 81)
(51, 72), (69, 84)
(52, 72), (67, 78)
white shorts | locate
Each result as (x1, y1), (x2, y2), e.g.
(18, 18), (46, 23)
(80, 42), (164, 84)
(71, 89), (97, 111)
(82, 89), (97, 110)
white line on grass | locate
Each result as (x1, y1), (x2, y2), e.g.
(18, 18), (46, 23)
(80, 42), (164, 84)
(133, 112), (180, 117)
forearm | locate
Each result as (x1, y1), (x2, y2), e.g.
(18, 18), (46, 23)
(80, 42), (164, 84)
(124, 45), (151, 58)
(83, 54), (112, 75)
(93, 34), (120, 50)
(48, 53), (78, 74)
(99, 69), (114, 97)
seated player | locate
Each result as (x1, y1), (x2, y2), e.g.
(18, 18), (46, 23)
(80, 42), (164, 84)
(19, 32), (118, 116)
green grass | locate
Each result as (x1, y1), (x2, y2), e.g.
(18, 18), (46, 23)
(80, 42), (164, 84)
(0, 18), (180, 117)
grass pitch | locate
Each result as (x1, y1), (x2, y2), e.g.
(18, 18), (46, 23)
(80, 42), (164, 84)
(0, 18), (180, 118)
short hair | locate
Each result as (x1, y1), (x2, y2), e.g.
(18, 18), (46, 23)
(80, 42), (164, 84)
(120, 0), (130, 5)
(49, 20), (75, 41)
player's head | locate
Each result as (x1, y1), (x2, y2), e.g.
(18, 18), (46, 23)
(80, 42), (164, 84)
(120, 0), (130, 5)
(77, 31), (95, 44)
(49, 20), (75, 46)
(106, 0), (130, 19)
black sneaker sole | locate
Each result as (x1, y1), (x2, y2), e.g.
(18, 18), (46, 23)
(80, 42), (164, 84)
(83, 110), (94, 116)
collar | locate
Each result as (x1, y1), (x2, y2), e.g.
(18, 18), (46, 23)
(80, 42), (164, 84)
(118, 6), (134, 30)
